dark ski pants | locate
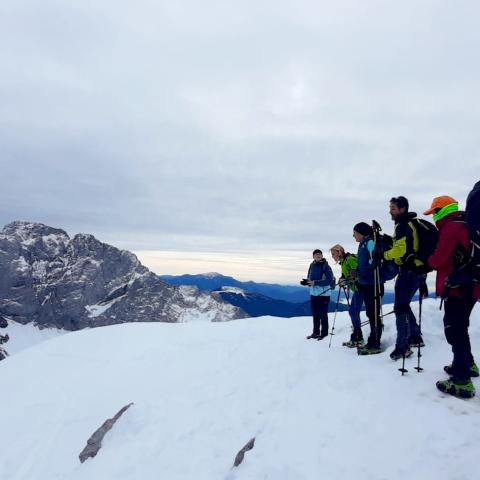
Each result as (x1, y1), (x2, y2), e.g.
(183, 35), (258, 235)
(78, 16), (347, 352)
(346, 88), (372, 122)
(349, 290), (364, 331)
(310, 295), (330, 336)
(443, 296), (476, 380)
(359, 283), (384, 347)
(394, 269), (421, 350)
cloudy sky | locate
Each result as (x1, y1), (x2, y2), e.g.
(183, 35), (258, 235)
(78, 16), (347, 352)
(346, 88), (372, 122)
(1, 1), (479, 283)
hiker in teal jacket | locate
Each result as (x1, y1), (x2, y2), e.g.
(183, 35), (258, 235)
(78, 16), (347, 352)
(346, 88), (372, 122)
(305, 249), (335, 340)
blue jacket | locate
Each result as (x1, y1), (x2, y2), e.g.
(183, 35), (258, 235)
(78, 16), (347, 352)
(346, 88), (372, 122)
(307, 259), (334, 296)
(357, 236), (377, 286)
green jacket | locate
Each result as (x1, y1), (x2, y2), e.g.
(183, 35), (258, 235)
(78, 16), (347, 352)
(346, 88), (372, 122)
(340, 253), (358, 291)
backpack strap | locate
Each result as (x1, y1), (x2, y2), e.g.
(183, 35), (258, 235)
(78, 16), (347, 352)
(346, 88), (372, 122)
(407, 219), (420, 255)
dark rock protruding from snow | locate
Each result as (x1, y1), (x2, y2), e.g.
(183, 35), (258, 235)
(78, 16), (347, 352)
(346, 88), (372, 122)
(0, 349), (7, 360)
(0, 316), (9, 328)
(0, 221), (246, 329)
(233, 437), (256, 467)
(79, 403), (134, 463)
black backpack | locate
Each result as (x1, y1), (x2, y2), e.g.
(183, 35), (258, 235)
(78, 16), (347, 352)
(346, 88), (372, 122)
(447, 181), (480, 288)
(406, 218), (439, 273)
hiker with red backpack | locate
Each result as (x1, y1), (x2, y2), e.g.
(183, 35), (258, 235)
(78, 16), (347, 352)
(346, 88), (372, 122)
(424, 190), (480, 399)
(383, 196), (431, 361)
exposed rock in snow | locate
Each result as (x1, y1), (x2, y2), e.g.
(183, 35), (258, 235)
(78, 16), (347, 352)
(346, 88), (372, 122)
(233, 437), (255, 467)
(79, 403), (134, 463)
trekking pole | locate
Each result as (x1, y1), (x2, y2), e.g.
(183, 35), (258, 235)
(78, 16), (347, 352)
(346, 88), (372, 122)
(342, 285), (351, 306)
(328, 287), (343, 348)
(371, 220), (384, 348)
(340, 285), (355, 336)
(414, 293), (424, 373)
(399, 352), (408, 375)
(317, 281), (342, 296)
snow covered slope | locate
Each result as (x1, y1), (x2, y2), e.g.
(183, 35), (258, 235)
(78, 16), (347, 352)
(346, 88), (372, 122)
(1, 320), (64, 355)
(0, 299), (479, 480)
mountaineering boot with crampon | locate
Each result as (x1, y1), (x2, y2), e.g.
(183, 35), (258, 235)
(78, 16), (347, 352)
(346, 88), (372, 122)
(357, 342), (383, 356)
(436, 377), (476, 399)
(390, 347), (414, 361)
(343, 339), (365, 348)
(443, 362), (480, 378)
(343, 328), (364, 348)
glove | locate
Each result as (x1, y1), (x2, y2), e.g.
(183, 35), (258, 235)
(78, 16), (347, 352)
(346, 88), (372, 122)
(419, 280), (429, 299)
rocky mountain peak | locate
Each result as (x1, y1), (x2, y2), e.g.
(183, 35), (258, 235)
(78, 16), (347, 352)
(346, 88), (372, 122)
(0, 222), (246, 330)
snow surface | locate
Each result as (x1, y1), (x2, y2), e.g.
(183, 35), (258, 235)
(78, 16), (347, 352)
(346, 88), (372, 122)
(1, 299), (480, 480)
(220, 286), (247, 297)
(85, 298), (123, 318)
(1, 320), (65, 355)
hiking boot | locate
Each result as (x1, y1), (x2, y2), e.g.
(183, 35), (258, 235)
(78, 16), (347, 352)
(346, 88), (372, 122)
(352, 328), (364, 342)
(436, 378), (476, 399)
(357, 343), (383, 355)
(443, 362), (480, 378)
(390, 347), (413, 361)
(343, 339), (365, 348)
(408, 336), (425, 348)
(306, 334), (320, 339)
(317, 333), (328, 341)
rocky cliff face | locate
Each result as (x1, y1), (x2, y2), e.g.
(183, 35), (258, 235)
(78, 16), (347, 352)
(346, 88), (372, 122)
(0, 222), (246, 329)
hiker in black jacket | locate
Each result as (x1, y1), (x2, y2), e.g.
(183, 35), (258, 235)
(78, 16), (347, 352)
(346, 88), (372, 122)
(384, 196), (424, 360)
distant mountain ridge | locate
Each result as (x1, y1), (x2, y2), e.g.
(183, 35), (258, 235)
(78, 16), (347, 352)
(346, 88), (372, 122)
(0, 222), (245, 330)
(160, 273), (311, 303)
(215, 286), (313, 317)
(160, 273), (354, 317)
(160, 273), (399, 318)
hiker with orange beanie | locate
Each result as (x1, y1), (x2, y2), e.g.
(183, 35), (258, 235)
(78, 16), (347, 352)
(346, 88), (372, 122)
(425, 194), (480, 399)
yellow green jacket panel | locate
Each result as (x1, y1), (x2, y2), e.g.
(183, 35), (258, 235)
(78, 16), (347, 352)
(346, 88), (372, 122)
(383, 213), (421, 266)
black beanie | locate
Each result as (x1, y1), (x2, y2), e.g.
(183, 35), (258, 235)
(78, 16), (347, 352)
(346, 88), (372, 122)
(312, 249), (322, 256)
(353, 222), (373, 237)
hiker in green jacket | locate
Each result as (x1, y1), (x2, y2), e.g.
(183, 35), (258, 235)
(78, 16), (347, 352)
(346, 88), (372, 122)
(330, 244), (364, 347)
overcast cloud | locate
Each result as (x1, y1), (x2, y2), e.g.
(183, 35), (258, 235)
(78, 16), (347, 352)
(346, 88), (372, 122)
(1, 1), (479, 282)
